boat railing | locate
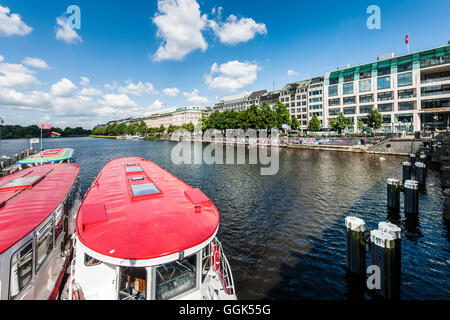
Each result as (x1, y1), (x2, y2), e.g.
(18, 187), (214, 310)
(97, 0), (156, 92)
(212, 238), (236, 296)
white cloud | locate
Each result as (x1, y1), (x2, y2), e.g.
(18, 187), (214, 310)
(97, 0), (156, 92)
(183, 89), (209, 104)
(205, 60), (261, 93)
(80, 87), (102, 96)
(0, 87), (50, 111)
(0, 55), (4, 62)
(50, 78), (78, 97)
(152, 0), (208, 61)
(55, 16), (82, 44)
(104, 80), (118, 91)
(287, 70), (299, 76)
(98, 93), (138, 108)
(147, 99), (165, 111)
(209, 14), (266, 45)
(163, 87), (180, 97)
(80, 76), (90, 86)
(22, 57), (50, 69)
(0, 62), (40, 88)
(0, 5), (33, 36)
(118, 81), (158, 96)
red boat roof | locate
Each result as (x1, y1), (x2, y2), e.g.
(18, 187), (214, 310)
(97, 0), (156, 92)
(76, 157), (220, 261)
(0, 163), (80, 254)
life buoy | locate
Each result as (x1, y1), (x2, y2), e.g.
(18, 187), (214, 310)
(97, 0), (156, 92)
(211, 244), (220, 271)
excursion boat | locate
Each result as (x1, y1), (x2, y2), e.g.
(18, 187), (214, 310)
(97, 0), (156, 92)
(66, 157), (237, 300)
(0, 163), (82, 300)
(17, 148), (75, 169)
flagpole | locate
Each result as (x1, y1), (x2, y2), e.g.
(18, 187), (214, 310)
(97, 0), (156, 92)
(40, 124), (43, 152)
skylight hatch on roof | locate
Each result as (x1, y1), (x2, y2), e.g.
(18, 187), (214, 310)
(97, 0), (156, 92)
(126, 166), (143, 173)
(130, 183), (161, 197)
(0, 175), (45, 192)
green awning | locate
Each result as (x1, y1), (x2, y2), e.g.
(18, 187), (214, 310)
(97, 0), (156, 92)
(377, 60), (391, 68)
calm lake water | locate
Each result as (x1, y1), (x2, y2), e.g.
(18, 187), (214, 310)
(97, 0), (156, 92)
(2, 137), (449, 299)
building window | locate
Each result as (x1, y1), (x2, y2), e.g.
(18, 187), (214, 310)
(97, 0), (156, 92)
(344, 74), (354, 82)
(378, 103), (393, 112)
(310, 97), (322, 103)
(398, 89), (416, 99)
(377, 66), (391, 76)
(359, 94), (374, 103)
(397, 61), (412, 72)
(291, 109), (295, 113)
(383, 115), (392, 123)
(420, 54), (450, 68)
(421, 84), (450, 97)
(421, 98), (450, 109)
(329, 108), (340, 116)
(343, 96), (356, 105)
(359, 79), (371, 92)
(329, 77), (339, 85)
(297, 108), (302, 113)
(421, 70), (450, 84)
(377, 91), (393, 101)
(359, 70), (372, 79)
(10, 242), (33, 299)
(309, 104), (322, 110)
(398, 101), (415, 111)
(377, 76), (391, 90)
(328, 85), (338, 97)
(343, 107), (356, 115)
(329, 98), (340, 106)
(396, 113), (413, 123)
(302, 108), (307, 112)
(302, 94), (307, 99)
(359, 105), (373, 114)
(343, 83), (354, 95)
(302, 101), (306, 106)
(398, 72), (413, 87)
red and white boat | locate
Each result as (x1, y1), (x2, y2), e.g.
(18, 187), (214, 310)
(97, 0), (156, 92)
(0, 163), (82, 300)
(66, 157), (237, 300)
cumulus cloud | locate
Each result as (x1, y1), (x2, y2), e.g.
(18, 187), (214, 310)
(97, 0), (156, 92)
(50, 78), (78, 97)
(183, 89), (209, 105)
(0, 55), (4, 62)
(287, 70), (299, 76)
(0, 87), (50, 111)
(209, 14), (267, 45)
(80, 76), (90, 86)
(80, 87), (102, 96)
(55, 16), (81, 44)
(152, 0), (208, 61)
(98, 93), (138, 108)
(147, 99), (165, 111)
(0, 5), (33, 36)
(205, 60), (261, 93)
(163, 87), (180, 97)
(118, 81), (158, 96)
(22, 57), (50, 69)
(0, 62), (40, 88)
(104, 80), (119, 91)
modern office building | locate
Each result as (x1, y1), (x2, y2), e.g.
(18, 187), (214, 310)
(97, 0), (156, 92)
(278, 77), (324, 131)
(323, 44), (450, 132)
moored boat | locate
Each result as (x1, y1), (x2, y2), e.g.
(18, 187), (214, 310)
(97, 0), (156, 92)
(0, 163), (82, 299)
(17, 148), (75, 169)
(66, 157), (236, 300)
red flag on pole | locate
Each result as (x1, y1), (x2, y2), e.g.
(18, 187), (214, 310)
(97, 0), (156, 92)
(41, 124), (52, 129)
(405, 34), (409, 44)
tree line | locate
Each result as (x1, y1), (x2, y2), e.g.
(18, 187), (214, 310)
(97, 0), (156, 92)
(91, 121), (196, 136)
(0, 125), (91, 139)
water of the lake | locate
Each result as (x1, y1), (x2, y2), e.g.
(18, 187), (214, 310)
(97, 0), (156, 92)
(2, 137), (449, 299)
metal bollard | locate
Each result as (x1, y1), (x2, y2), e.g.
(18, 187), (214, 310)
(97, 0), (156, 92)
(409, 154), (416, 166)
(387, 179), (400, 211)
(415, 162), (427, 186)
(404, 180), (419, 215)
(402, 162), (411, 182)
(370, 227), (401, 299)
(345, 217), (366, 274)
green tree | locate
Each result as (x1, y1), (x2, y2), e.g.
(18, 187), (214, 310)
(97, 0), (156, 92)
(357, 119), (365, 133)
(367, 109), (383, 133)
(273, 101), (291, 130)
(329, 112), (352, 134)
(290, 115), (300, 131)
(308, 114), (321, 132)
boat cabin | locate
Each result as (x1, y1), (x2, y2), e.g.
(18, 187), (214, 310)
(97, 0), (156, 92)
(69, 157), (236, 300)
(0, 163), (81, 300)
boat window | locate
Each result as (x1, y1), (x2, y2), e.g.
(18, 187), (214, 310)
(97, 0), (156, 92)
(202, 246), (211, 282)
(84, 254), (102, 267)
(118, 267), (147, 300)
(155, 254), (197, 300)
(9, 242), (33, 299)
(131, 176), (145, 181)
(54, 205), (63, 241)
(35, 220), (53, 272)
(130, 183), (160, 197)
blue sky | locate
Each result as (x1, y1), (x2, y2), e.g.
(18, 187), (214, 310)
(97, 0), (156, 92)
(0, 0), (449, 128)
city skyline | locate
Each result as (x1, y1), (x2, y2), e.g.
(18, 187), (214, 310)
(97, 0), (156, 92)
(0, 0), (449, 129)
